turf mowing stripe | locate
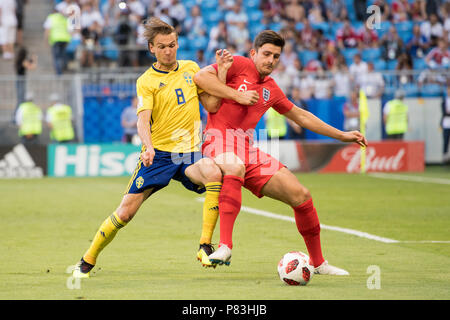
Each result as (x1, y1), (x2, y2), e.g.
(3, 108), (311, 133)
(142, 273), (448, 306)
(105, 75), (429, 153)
(369, 173), (450, 185)
(196, 198), (450, 244)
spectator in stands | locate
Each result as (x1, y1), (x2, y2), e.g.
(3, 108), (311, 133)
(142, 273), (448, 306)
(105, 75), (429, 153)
(121, 97), (138, 143)
(280, 41), (297, 68)
(225, 3), (248, 38)
(332, 60), (352, 99)
(313, 66), (333, 99)
(196, 49), (207, 68)
(44, 8), (72, 75)
(127, 0), (146, 27)
(380, 25), (404, 61)
(102, 0), (121, 37)
(349, 53), (368, 88)
(15, 0), (27, 47)
(425, 37), (450, 69)
(354, 0), (367, 22)
(286, 56), (303, 80)
(295, 69), (315, 100)
(383, 89), (408, 140)
(391, 0), (411, 22)
(0, 0), (18, 60)
(167, 0), (187, 35)
(287, 87), (308, 140)
(261, 0), (285, 23)
(372, 0), (391, 22)
(299, 19), (315, 50)
(184, 5), (206, 38)
(343, 90), (360, 132)
(284, 0), (305, 23)
(271, 62), (292, 94)
(420, 13), (444, 47)
(336, 19), (359, 49)
(15, 92), (42, 145)
(441, 85), (450, 162)
(207, 20), (228, 53)
(228, 20), (249, 54)
(359, 62), (385, 98)
(321, 40), (339, 70)
(406, 24), (430, 58)
(358, 23), (379, 49)
(410, 0), (427, 22)
(396, 52), (414, 84)
(425, 0), (441, 17)
(55, 0), (78, 15)
(14, 47), (37, 114)
(327, 0), (346, 23)
(305, 0), (327, 24)
(115, 11), (136, 67)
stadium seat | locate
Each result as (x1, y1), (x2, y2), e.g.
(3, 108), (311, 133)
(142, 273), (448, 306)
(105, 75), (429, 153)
(177, 50), (197, 61)
(189, 36), (208, 51)
(361, 48), (381, 62)
(201, 0), (218, 10)
(248, 10), (263, 23)
(421, 84), (443, 97)
(177, 36), (188, 49)
(269, 22), (283, 32)
(341, 48), (360, 65)
(395, 21), (414, 33)
(378, 21), (392, 38)
(373, 59), (387, 71)
(66, 38), (81, 59)
(298, 50), (319, 65)
(244, 0), (260, 10)
(250, 24), (267, 39)
(413, 58), (427, 71)
(398, 30), (412, 43)
(311, 22), (329, 34)
(295, 22), (304, 31)
(204, 10), (224, 25)
(387, 59), (398, 70)
(402, 83), (420, 97)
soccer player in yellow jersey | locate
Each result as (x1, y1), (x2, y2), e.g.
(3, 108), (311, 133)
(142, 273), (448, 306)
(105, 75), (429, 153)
(72, 18), (258, 278)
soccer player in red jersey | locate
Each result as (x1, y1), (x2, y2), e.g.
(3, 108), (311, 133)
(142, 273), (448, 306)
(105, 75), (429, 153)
(194, 30), (367, 275)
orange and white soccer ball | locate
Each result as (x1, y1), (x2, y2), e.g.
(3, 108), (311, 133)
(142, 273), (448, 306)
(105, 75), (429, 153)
(277, 251), (314, 286)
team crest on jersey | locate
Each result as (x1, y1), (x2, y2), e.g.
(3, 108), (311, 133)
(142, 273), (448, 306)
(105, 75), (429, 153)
(263, 88), (270, 101)
(183, 72), (194, 86)
(136, 176), (144, 189)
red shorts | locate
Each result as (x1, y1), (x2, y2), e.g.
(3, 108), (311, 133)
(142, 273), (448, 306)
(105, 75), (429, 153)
(202, 130), (285, 198)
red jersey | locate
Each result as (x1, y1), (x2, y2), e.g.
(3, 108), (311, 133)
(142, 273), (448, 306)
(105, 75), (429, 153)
(206, 55), (293, 135)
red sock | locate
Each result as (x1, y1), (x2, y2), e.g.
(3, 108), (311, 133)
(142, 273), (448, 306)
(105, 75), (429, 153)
(293, 198), (325, 267)
(218, 175), (244, 249)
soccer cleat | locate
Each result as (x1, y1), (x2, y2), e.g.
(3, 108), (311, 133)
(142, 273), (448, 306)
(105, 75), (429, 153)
(72, 258), (94, 278)
(208, 244), (232, 266)
(197, 243), (216, 268)
(314, 260), (349, 275)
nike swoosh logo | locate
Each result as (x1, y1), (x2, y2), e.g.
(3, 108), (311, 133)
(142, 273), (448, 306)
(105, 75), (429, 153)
(243, 79), (253, 84)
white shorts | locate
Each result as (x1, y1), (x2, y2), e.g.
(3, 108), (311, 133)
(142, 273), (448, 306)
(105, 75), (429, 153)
(0, 26), (17, 45)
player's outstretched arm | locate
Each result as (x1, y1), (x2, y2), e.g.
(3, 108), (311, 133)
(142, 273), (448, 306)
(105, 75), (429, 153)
(284, 105), (368, 147)
(137, 109), (155, 166)
(194, 63), (259, 106)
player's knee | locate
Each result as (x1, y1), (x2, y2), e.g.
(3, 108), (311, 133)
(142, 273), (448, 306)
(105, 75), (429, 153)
(199, 158), (223, 182)
(222, 163), (245, 178)
(290, 186), (311, 207)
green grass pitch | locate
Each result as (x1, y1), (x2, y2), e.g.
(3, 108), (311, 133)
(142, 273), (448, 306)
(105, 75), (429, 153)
(0, 167), (449, 300)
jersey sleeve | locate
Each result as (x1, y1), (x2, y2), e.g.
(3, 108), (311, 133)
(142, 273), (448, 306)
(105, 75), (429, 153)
(136, 75), (154, 115)
(271, 83), (294, 114)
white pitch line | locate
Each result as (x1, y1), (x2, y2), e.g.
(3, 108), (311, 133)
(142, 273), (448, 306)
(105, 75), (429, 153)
(368, 172), (450, 185)
(196, 198), (450, 244)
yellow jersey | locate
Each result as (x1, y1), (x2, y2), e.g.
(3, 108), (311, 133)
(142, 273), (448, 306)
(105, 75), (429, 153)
(136, 60), (204, 153)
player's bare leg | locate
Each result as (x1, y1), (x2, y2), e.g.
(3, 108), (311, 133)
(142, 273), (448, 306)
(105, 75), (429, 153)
(261, 168), (349, 275)
(73, 188), (154, 278)
(207, 152), (246, 266)
(185, 158), (224, 267)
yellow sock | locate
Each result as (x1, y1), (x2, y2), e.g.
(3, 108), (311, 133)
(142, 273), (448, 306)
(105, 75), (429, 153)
(83, 211), (127, 265)
(199, 182), (222, 245)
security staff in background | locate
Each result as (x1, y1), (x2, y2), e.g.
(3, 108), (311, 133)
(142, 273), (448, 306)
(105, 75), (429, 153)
(15, 92), (43, 144)
(265, 107), (288, 139)
(383, 89), (409, 140)
(46, 93), (75, 143)
(43, 8), (71, 75)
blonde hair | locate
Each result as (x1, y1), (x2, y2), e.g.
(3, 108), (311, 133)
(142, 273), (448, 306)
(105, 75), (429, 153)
(142, 17), (177, 45)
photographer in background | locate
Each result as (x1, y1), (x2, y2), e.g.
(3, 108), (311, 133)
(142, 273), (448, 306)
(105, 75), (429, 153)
(14, 46), (37, 119)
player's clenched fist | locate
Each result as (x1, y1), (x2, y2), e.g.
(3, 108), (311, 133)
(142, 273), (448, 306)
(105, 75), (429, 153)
(236, 90), (259, 105)
(340, 131), (368, 147)
(141, 147), (155, 167)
